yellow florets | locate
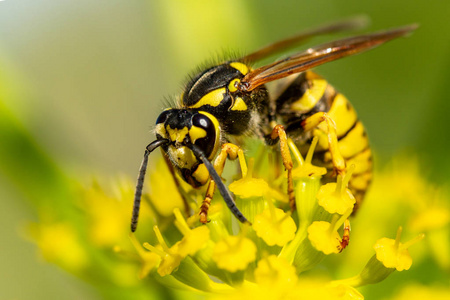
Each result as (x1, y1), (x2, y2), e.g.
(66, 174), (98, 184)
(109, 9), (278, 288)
(28, 139), (438, 300)
(254, 255), (298, 288)
(29, 222), (89, 272)
(253, 206), (296, 246)
(308, 220), (341, 255)
(316, 166), (355, 215)
(374, 227), (425, 271)
(212, 234), (257, 272)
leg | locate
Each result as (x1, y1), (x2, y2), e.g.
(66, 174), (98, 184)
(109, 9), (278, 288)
(301, 112), (346, 175)
(302, 113), (351, 251)
(270, 125), (296, 211)
(199, 143), (246, 223)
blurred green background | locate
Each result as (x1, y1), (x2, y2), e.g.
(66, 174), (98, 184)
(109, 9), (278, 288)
(1, 0), (449, 299)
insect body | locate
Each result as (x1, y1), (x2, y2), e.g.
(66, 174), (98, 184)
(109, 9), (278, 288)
(275, 70), (372, 210)
(131, 19), (416, 232)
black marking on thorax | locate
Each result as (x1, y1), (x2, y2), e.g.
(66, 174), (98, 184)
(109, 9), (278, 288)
(182, 64), (243, 108)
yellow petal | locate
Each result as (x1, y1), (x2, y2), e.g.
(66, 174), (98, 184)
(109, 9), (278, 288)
(374, 237), (412, 271)
(254, 255), (298, 288)
(253, 208), (296, 246)
(229, 177), (269, 198)
(212, 235), (256, 272)
(176, 226), (210, 257)
(308, 221), (341, 255)
(317, 183), (355, 215)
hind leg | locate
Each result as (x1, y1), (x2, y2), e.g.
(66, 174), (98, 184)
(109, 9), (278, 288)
(269, 125), (296, 211)
(301, 112), (346, 175)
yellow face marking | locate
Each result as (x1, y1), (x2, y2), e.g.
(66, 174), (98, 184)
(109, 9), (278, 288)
(230, 97), (248, 111)
(189, 88), (225, 109)
(189, 126), (207, 144)
(192, 163), (210, 185)
(228, 78), (240, 92)
(155, 123), (166, 138)
(230, 62), (250, 75)
(167, 126), (189, 144)
(291, 79), (327, 113)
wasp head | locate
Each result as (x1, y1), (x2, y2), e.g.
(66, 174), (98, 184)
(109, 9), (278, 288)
(154, 109), (221, 187)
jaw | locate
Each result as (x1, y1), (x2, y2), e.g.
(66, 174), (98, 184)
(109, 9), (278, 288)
(167, 144), (197, 170)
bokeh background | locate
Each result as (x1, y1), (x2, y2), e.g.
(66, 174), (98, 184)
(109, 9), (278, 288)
(1, 0), (449, 299)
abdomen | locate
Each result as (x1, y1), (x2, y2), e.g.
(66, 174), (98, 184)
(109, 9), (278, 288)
(274, 71), (372, 211)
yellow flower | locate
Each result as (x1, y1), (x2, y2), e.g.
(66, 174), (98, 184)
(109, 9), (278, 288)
(128, 234), (161, 279)
(212, 234), (257, 272)
(374, 227), (424, 271)
(29, 222), (88, 273)
(254, 255), (297, 288)
(27, 135), (442, 299)
(148, 159), (186, 217)
(141, 226), (185, 277)
(334, 227), (425, 288)
(253, 206), (296, 246)
(138, 216), (212, 277)
(308, 220), (341, 255)
(290, 136), (327, 179)
(84, 181), (132, 247)
(155, 248), (183, 277)
(327, 283), (364, 300)
(316, 166), (355, 215)
(229, 177), (270, 198)
(173, 208), (211, 256)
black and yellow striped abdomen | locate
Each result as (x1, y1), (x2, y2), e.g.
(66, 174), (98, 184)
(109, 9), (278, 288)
(274, 71), (372, 210)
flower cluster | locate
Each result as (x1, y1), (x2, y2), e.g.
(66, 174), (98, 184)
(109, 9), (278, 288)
(27, 141), (450, 299)
(126, 139), (425, 299)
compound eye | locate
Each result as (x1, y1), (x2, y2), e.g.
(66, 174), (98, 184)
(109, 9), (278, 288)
(191, 113), (217, 158)
(155, 109), (171, 125)
(192, 113), (212, 130)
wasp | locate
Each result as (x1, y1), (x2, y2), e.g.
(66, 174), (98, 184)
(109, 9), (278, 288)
(131, 19), (416, 232)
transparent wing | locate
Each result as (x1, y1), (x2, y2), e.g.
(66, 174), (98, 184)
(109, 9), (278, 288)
(238, 24), (418, 92)
(240, 16), (369, 63)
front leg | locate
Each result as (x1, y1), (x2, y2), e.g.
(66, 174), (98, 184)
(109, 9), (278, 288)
(199, 143), (246, 224)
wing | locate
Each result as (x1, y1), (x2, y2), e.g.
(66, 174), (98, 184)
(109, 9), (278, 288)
(238, 24), (418, 92)
(240, 16), (369, 63)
